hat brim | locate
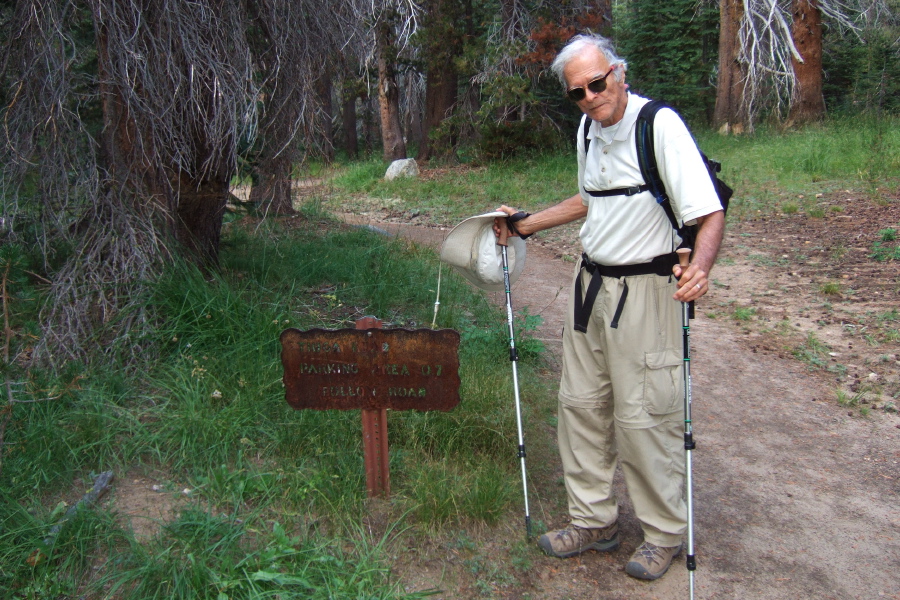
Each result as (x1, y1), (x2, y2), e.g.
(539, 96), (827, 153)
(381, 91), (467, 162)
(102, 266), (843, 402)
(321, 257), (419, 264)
(440, 211), (527, 292)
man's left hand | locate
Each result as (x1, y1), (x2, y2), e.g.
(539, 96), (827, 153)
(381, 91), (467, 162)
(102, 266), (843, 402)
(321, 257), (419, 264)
(673, 262), (709, 303)
(672, 210), (725, 303)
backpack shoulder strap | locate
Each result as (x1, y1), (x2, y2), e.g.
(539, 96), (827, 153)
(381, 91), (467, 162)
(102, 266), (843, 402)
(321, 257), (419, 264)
(582, 115), (592, 155)
(635, 100), (680, 232)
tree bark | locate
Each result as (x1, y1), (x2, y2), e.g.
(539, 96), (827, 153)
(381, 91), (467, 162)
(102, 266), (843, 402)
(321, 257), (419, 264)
(175, 173), (229, 263)
(418, 62), (458, 161)
(248, 156), (293, 215)
(417, 0), (463, 162)
(342, 88), (360, 159)
(787, 0), (826, 125)
(375, 16), (407, 162)
(95, 2), (229, 265)
(172, 85), (233, 262)
(316, 62), (335, 163)
(713, 0), (749, 134)
(245, 3), (308, 217)
(93, 12), (169, 215)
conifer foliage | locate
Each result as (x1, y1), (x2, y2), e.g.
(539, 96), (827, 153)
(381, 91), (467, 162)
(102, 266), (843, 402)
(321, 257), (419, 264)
(618, 0), (720, 125)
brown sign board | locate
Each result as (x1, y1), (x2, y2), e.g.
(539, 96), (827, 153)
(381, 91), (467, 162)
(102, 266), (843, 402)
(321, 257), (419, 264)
(280, 327), (461, 411)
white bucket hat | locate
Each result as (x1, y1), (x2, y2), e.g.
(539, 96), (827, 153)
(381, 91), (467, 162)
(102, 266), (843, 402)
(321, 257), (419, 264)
(440, 211), (527, 292)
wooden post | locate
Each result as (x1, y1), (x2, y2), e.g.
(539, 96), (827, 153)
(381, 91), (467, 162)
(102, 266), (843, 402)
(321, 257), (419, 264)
(357, 317), (390, 497)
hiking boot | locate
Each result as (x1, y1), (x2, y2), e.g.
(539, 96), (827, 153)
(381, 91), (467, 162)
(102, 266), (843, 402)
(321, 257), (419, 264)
(624, 541), (682, 580)
(537, 522), (619, 558)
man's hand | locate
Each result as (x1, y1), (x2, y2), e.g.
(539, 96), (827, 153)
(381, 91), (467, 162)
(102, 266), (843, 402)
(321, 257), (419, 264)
(673, 259), (710, 303)
(493, 205), (521, 239)
(672, 210), (725, 302)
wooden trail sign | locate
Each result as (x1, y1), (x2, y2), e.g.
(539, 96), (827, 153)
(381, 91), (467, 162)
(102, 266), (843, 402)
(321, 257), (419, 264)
(280, 317), (461, 496)
(280, 326), (460, 411)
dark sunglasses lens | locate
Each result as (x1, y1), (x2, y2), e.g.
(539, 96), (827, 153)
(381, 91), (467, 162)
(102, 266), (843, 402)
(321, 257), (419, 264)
(567, 88), (587, 101)
(587, 78), (608, 94)
(566, 75), (610, 101)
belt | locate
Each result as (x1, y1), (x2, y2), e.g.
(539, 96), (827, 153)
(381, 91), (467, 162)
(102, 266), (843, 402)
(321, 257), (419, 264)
(574, 252), (679, 332)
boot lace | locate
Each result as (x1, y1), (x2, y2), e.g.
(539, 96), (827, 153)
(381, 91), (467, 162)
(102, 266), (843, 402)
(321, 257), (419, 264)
(634, 542), (669, 566)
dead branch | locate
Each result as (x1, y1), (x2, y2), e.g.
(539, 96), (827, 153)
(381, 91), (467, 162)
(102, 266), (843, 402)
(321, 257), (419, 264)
(28, 470), (115, 566)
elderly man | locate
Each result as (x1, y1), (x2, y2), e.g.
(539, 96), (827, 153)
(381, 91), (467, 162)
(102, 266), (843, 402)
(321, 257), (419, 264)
(497, 33), (724, 581)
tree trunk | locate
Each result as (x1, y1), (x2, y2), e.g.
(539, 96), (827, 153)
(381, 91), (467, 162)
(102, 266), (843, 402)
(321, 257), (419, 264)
(175, 173), (229, 263)
(713, 0), (749, 134)
(418, 64), (458, 161)
(787, 0), (825, 125)
(342, 88), (360, 159)
(95, 5), (229, 262)
(245, 3), (306, 218)
(499, 0), (520, 41)
(405, 76), (424, 153)
(249, 156), (293, 215)
(93, 13), (169, 223)
(417, 0), (462, 162)
(376, 17), (407, 162)
(172, 92), (233, 263)
(316, 63), (335, 163)
(362, 97), (377, 155)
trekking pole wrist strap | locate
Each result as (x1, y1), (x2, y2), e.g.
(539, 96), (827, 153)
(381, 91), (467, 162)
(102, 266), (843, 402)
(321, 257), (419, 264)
(506, 211), (532, 240)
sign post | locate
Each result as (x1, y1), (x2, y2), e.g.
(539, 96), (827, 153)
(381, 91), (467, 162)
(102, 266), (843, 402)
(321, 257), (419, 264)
(280, 317), (461, 498)
(357, 317), (389, 497)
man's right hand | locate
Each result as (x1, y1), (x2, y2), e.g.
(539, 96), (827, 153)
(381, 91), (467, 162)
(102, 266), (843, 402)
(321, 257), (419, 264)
(493, 205), (522, 238)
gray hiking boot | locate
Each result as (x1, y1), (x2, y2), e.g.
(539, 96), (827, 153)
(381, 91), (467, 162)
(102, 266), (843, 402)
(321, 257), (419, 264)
(537, 522), (619, 558)
(624, 541), (682, 580)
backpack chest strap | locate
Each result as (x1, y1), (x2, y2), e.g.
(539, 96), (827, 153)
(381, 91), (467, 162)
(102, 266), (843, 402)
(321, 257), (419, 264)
(584, 184), (649, 198)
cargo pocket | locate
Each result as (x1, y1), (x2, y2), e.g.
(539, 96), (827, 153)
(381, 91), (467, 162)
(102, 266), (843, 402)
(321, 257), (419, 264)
(642, 349), (682, 415)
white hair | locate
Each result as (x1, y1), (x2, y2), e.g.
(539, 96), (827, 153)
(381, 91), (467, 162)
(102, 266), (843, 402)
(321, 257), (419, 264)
(550, 34), (628, 90)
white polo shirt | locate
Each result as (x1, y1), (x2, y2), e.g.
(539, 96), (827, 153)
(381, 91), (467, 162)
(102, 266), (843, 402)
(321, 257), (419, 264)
(576, 93), (722, 266)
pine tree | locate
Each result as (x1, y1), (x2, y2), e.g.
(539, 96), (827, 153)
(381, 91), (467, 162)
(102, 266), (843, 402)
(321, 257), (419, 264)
(619, 0), (720, 125)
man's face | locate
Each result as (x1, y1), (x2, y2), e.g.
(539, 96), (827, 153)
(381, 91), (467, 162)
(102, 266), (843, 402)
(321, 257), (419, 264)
(562, 46), (628, 127)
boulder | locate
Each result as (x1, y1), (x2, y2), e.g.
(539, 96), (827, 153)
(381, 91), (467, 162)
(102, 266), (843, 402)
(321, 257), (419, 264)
(384, 158), (419, 181)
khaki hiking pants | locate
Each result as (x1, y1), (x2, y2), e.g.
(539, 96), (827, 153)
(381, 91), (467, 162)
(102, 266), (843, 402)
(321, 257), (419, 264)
(558, 264), (687, 548)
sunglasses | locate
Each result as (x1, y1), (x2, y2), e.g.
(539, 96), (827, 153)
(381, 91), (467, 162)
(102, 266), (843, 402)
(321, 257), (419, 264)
(566, 67), (617, 102)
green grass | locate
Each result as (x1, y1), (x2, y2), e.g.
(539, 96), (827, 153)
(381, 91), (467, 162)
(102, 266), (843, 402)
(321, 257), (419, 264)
(870, 241), (900, 261)
(819, 282), (843, 296)
(0, 218), (547, 597)
(329, 154), (575, 223)
(793, 331), (832, 370)
(323, 115), (900, 229)
(93, 510), (433, 600)
(698, 115), (900, 185)
(732, 306), (757, 321)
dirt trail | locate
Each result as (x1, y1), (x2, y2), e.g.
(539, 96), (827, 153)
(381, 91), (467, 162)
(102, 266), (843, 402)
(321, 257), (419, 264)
(350, 216), (900, 600)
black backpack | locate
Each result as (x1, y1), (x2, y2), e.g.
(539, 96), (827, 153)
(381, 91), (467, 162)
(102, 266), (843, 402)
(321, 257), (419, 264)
(582, 100), (732, 252)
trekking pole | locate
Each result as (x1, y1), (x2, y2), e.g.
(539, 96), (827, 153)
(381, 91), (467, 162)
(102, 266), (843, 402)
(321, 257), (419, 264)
(676, 248), (697, 599)
(497, 217), (532, 539)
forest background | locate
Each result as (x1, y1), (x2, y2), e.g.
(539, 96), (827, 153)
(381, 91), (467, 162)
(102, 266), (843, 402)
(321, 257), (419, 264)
(1, 0), (898, 359)
(0, 1), (898, 598)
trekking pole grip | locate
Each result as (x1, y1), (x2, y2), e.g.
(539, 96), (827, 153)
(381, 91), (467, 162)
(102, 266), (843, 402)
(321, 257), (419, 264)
(676, 248), (691, 273)
(497, 216), (510, 247)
